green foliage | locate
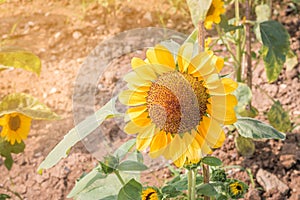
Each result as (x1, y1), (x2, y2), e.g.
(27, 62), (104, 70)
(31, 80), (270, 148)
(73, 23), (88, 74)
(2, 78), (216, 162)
(234, 135), (255, 157)
(234, 117), (286, 140)
(258, 20), (291, 82)
(0, 138), (25, 170)
(37, 97), (119, 172)
(100, 155), (119, 174)
(0, 93), (59, 120)
(187, 0), (212, 26)
(197, 183), (218, 197)
(202, 156), (222, 166)
(219, 15), (243, 33)
(255, 4), (270, 23)
(267, 101), (292, 132)
(233, 83), (258, 117)
(0, 194), (11, 200)
(285, 50), (298, 71)
(184, 28), (198, 44)
(0, 48), (41, 75)
(117, 160), (148, 172)
(113, 139), (136, 160)
(67, 166), (107, 198)
(117, 179), (142, 200)
(211, 169), (227, 182)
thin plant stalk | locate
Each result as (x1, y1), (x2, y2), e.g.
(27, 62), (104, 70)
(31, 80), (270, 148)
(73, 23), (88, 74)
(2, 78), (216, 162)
(235, 0), (242, 82)
(198, 20), (210, 200)
(202, 163), (210, 200)
(187, 169), (196, 200)
(245, 0), (252, 90)
(114, 170), (125, 185)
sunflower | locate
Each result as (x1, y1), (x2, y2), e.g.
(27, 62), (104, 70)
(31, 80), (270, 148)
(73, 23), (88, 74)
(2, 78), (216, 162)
(205, 0), (226, 29)
(227, 180), (247, 199)
(119, 43), (237, 167)
(0, 113), (32, 145)
(142, 188), (159, 200)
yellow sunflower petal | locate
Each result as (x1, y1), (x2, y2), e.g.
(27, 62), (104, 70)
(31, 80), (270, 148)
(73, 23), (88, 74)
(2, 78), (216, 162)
(137, 124), (156, 150)
(126, 105), (148, 120)
(207, 94), (238, 125)
(146, 48), (159, 64)
(132, 112), (151, 127)
(131, 57), (147, 69)
(154, 45), (176, 69)
(178, 43), (194, 72)
(151, 64), (175, 75)
(1, 128), (8, 137)
(173, 154), (186, 168)
(124, 71), (147, 86)
(212, 55), (224, 72)
(197, 116), (226, 148)
(187, 52), (214, 77)
(134, 66), (157, 81)
(208, 78), (238, 95)
(124, 121), (142, 134)
(149, 131), (169, 158)
(119, 90), (148, 106)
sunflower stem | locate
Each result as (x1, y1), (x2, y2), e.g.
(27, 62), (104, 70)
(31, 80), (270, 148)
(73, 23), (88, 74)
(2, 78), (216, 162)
(198, 20), (206, 52)
(235, 0), (242, 82)
(202, 163), (210, 200)
(187, 169), (196, 200)
(114, 170), (125, 186)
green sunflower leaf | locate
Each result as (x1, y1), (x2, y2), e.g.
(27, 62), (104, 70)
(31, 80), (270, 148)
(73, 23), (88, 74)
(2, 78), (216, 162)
(235, 135), (255, 157)
(285, 50), (298, 71)
(255, 4), (271, 23)
(37, 97), (120, 172)
(0, 47), (41, 75)
(0, 93), (59, 120)
(0, 193), (11, 200)
(117, 160), (148, 172)
(267, 101), (292, 133)
(234, 117), (286, 140)
(202, 156), (222, 166)
(0, 138), (25, 170)
(233, 83), (258, 117)
(219, 15), (243, 33)
(117, 178), (142, 200)
(258, 20), (290, 83)
(197, 183), (218, 197)
(67, 166), (107, 198)
(113, 139), (136, 161)
(187, 0), (212, 27)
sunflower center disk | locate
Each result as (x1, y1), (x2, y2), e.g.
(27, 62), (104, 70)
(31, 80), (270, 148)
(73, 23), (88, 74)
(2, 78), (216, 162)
(147, 71), (209, 134)
(9, 115), (21, 131)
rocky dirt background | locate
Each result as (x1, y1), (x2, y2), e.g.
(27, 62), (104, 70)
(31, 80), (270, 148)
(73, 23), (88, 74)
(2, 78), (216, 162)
(0, 0), (299, 199)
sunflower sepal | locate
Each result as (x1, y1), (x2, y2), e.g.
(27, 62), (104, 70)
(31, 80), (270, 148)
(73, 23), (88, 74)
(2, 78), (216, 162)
(184, 161), (201, 170)
(100, 155), (119, 174)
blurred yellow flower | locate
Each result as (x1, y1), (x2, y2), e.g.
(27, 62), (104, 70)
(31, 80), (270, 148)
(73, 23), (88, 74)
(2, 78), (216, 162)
(119, 43), (237, 167)
(142, 188), (159, 200)
(0, 113), (32, 145)
(205, 0), (226, 29)
(228, 181), (246, 198)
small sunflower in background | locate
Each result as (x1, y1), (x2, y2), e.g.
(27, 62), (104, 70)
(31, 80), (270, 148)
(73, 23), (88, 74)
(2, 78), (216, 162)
(205, 0), (226, 29)
(119, 42), (237, 167)
(0, 113), (32, 145)
(227, 180), (248, 199)
(142, 187), (159, 200)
